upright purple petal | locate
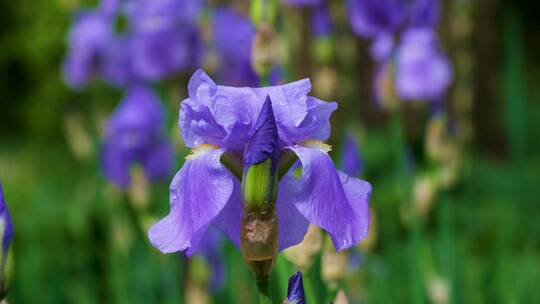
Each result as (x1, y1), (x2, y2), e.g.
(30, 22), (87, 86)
(287, 144), (371, 251)
(396, 28), (452, 100)
(256, 80), (338, 146)
(346, 0), (405, 38)
(180, 70), (337, 151)
(0, 182), (13, 256)
(148, 148), (235, 254)
(340, 133), (363, 177)
(409, 0), (439, 28)
(212, 8), (258, 86)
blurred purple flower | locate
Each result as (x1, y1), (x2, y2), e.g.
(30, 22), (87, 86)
(346, 0), (405, 38)
(370, 33), (394, 62)
(395, 28), (452, 100)
(211, 8), (259, 86)
(0, 182), (13, 257)
(311, 3), (333, 37)
(63, 8), (113, 88)
(285, 272), (306, 304)
(101, 84), (173, 188)
(124, 0), (203, 81)
(340, 133), (363, 177)
(148, 70), (371, 255)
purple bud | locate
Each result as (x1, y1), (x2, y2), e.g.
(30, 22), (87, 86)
(286, 272), (306, 304)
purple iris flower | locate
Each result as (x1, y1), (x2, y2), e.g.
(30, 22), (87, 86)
(0, 182), (13, 257)
(63, 7), (113, 88)
(148, 70), (371, 255)
(395, 28), (452, 100)
(346, 0), (405, 38)
(123, 0), (202, 81)
(101, 84), (173, 188)
(211, 8), (259, 87)
(340, 133), (363, 177)
(285, 272), (306, 304)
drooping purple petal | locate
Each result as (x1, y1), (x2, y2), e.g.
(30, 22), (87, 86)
(148, 148), (235, 254)
(286, 272), (306, 304)
(0, 182), (14, 256)
(346, 0), (405, 38)
(212, 181), (243, 248)
(276, 176), (310, 251)
(409, 0), (439, 28)
(180, 70), (337, 151)
(212, 7), (258, 86)
(340, 133), (363, 177)
(286, 145), (371, 251)
(395, 28), (452, 100)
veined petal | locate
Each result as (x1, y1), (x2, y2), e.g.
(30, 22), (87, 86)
(148, 147), (235, 254)
(212, 180), (243, 248)
(287, 144), (371, 251)
(276, 175), (310, 251)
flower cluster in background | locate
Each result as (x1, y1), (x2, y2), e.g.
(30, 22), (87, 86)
(347, 0), (452, 103)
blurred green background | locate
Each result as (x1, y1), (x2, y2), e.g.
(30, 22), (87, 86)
(1, 0), (540, 303)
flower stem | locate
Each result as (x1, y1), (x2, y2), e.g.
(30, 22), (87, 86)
(257, 280), (272, 304)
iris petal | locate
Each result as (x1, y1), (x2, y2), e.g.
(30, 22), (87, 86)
(276, 175), (310, 251)
(287, 144), (371, 251)
(148, 148), (235, 254)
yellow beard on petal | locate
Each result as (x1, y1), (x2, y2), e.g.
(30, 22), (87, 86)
(185, 144), (220, 160)
(300, 140), (332, 153)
